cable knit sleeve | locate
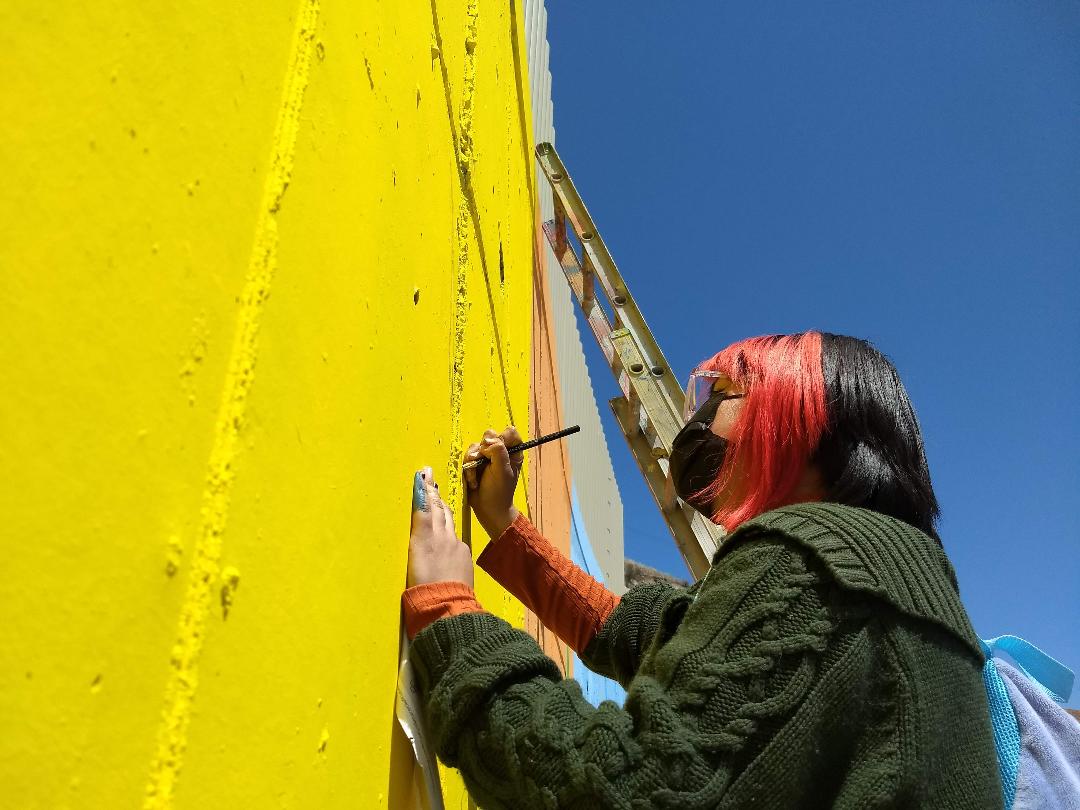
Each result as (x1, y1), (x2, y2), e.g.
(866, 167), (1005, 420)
(409, 534), (863, 810)
(578, 578), (700, 687)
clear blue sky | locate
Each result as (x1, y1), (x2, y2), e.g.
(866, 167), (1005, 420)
(548, 2), (1080, 694)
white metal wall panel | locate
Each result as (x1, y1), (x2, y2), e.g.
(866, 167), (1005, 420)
(524, 0), (625, 592)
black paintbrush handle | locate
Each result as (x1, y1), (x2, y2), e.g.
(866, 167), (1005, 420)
(464, 425), (581, 470)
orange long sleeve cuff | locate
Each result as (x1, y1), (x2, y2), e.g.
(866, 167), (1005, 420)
(476, 512), (620, 654)
(401, 581), (486, 640)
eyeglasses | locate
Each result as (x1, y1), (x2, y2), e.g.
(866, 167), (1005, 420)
(683, 369), (745, 420)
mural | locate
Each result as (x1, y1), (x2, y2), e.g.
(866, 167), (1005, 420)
(1, 1), (547, 806)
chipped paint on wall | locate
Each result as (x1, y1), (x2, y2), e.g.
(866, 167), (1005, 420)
(0, 0), (538, 807)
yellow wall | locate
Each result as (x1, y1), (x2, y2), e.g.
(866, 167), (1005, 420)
(0, 1), (537, 806)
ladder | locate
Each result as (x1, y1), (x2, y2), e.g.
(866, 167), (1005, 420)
(534, 142), (724, 579)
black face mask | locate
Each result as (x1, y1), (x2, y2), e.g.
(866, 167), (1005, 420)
(669, 391), (744, 516)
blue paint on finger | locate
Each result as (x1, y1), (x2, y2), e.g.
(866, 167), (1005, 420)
(412, 471), (428, 512)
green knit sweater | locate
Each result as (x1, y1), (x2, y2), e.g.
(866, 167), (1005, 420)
(410, 503), (1002, 809)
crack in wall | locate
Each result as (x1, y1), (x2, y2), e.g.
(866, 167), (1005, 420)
(142, 1), (320, 805)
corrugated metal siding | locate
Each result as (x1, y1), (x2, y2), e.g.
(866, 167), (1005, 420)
(524, 0), (626, 593)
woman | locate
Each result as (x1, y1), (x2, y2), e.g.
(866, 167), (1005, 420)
(402, 332), (1001, 809)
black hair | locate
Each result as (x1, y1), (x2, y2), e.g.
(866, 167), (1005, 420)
(814, 333), (942, 542)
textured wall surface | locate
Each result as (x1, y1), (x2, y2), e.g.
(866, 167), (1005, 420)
(0, 1), (537, 807)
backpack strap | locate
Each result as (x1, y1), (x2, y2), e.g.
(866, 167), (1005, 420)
(982, 640), (1022, 808)
(983, 635), (1074, 704)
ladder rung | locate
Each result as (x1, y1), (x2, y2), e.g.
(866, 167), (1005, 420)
(610, 330), (682, 455)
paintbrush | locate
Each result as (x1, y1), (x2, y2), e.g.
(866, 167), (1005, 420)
(462, 425), (581, 470)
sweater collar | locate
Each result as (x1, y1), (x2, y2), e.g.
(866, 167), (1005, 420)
(720, 502), (983, 660)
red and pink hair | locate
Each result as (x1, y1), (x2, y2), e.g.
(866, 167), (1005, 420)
(692, 332), (829, 531)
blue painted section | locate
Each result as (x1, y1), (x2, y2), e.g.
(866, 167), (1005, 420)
(569, 486), (627, 707)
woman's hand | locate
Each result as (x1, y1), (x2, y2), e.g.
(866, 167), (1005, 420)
(464, 427), (523, 539)
(407, 467), (474, 588)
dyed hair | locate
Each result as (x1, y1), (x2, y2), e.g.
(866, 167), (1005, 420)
(692, 332), (940, 540)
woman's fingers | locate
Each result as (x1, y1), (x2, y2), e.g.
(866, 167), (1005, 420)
(410, 467), (435, 527)
(478, 435), (512, 473)
(430, 480), (454, 531)
(422, 466), (434, 503)
(413, 468), (457, 532)
(440, 493), (455, 532)
(406, 468), (472, 587)
(465, 427), (522, 487)
(466, 429), (504, 487)
(500, 426), (524, 472)
(464, 442), (482, 489)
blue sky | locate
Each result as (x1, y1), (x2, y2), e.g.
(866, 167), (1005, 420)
(547, 2), (1080, 692)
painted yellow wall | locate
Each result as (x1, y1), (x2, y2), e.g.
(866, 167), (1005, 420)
(0, 1), (537, 807)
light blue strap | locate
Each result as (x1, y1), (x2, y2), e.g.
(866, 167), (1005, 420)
(983, 635), (1075, 704)
(982, 640), (1021, 808)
